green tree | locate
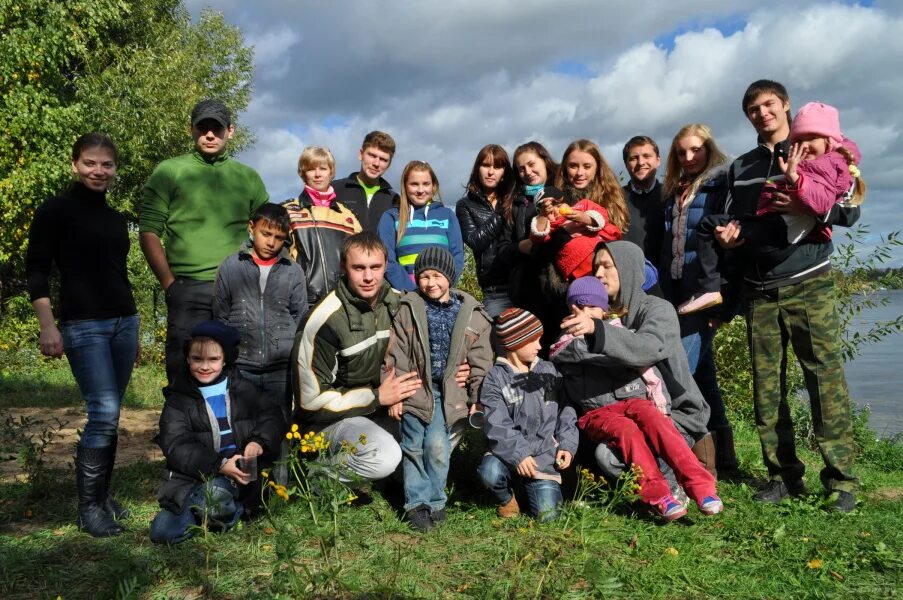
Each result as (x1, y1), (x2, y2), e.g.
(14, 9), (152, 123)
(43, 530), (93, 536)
(0, 0), (253, 294)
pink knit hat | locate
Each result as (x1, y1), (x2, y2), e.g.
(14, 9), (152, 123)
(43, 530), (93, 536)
(790, 102), (843, 148)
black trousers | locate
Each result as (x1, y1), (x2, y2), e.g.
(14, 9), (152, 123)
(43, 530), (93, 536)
(164, 278), (215, 389)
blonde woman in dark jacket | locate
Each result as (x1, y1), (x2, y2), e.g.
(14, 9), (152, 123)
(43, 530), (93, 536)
(283, 146), (362, 313)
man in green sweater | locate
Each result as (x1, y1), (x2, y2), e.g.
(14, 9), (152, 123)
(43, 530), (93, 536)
(140, 99), (269, 387)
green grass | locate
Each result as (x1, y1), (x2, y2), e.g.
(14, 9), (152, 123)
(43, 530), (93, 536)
(0, 349), (165, 410)
(1, 363), (902, 599)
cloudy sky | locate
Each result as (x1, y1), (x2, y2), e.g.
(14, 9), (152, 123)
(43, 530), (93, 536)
(187, 0), (902, 264)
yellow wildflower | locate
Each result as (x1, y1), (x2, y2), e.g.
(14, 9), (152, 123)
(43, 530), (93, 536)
(291, 423), (299, 433)
(285, 432), (293, 440)
(665, 547), (679, 557)
(807, 558), (823, 569)
(269, 483), (290, 501)
(293, 431), (301, 439)
(261, 470), (269, 479)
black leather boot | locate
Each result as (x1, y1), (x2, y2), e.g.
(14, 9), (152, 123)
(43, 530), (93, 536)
(76, 445), (124, 537)
(103, 436), (130, 521)
(713, 426), (740, 478)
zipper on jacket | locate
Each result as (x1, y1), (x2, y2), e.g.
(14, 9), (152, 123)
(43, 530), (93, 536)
(257, 261), (267, 364)
(310, 207), (331, 294)
(756, 144), (778, 284)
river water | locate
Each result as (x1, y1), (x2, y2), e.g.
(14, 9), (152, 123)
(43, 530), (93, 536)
(844, 289), (903, 438)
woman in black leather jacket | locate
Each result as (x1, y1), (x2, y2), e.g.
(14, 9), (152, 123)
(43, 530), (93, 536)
(499, 141), (565, 349)
(455, 144), (515, 318)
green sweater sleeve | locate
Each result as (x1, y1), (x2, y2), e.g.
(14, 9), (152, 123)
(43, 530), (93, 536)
(138, 152), (271, 281)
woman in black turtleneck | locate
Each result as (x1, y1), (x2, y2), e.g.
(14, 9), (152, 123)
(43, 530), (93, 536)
(25, 133), (139, 538)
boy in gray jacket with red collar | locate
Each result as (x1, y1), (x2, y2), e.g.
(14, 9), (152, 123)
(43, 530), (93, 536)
(212, 203), (307, 422)
(477, 308), (578, 522)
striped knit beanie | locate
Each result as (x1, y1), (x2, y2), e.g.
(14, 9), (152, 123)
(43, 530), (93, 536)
(495, 308), (544, 351)
(415, 245), (457, 284)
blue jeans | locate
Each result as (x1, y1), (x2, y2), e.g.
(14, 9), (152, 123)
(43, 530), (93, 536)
(61, 315), (139, 448)
(400, 389), (450, 512)
(477, 454), (563, 521)
(481, 288), (514, 320)
(681, 325), (729, 431)
(150, 476), (243, 545)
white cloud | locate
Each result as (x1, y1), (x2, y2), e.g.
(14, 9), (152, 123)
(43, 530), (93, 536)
(186, 1), (903, 263)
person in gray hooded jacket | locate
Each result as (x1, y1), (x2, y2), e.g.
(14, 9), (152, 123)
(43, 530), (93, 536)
(561, 241), (711, 440)
(555, 269), (721, 520)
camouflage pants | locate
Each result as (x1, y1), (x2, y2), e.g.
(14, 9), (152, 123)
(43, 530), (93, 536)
(745, 271), (858, 492)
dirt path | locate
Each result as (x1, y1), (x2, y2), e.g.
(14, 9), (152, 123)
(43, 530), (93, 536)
(2, 407), (161, 482)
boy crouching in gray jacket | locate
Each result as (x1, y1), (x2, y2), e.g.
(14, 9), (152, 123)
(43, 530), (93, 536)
(477, 308), (578, 521)
(385, 246), (493, 532)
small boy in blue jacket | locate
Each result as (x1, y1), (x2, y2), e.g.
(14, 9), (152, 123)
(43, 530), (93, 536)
(477, 308), (578, 521)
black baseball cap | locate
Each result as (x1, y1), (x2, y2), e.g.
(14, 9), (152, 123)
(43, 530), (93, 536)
(191, 99), (231, 128)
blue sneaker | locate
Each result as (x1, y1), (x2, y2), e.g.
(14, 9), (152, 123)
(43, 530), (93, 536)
(698, 495), (724, 515)
(654, 495), (688, 521)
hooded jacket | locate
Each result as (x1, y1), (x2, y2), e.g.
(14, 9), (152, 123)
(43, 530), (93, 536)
(283, 191), (362, 310)
(580, 241), (710, 441)
(727, 139), (860, 290)
(550, 334), (672, 415)
(385, 289), (493, 425)
(294, 277), (400, 424)
(480, 358), (579, 477)
(211, 241), (308, 372)
(155, 369), (286, 514)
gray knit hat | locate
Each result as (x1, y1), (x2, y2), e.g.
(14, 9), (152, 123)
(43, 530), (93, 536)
(414, 246), (457, 284)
